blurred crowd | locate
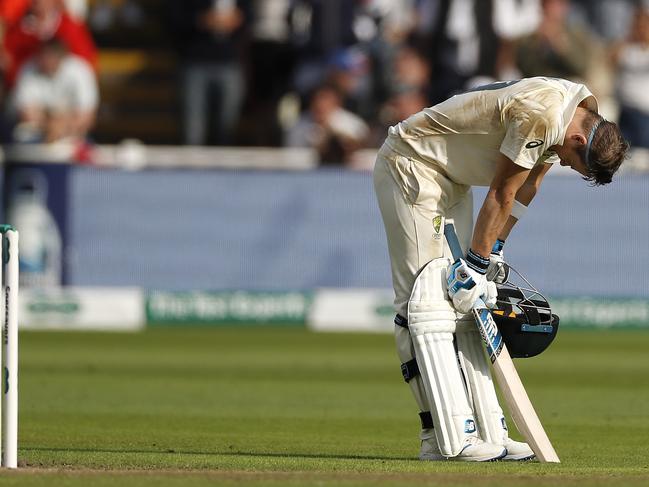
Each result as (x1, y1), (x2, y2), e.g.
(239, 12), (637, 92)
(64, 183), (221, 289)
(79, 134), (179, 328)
(1, 0), (649, 166)
(0, 0), (96, 147)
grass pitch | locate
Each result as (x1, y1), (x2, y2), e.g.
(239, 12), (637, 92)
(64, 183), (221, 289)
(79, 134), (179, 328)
(4, 326), (649, 486)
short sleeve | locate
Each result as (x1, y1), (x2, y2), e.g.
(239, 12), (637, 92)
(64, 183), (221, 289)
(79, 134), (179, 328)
(500, 116), (552, 169)
(499, 89), (564, 169)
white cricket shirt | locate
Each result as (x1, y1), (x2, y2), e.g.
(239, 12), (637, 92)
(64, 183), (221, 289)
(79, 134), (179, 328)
(384, 77), (598, 186)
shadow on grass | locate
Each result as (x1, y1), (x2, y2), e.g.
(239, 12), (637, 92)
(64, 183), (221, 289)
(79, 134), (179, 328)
(22, 446), (411, 463)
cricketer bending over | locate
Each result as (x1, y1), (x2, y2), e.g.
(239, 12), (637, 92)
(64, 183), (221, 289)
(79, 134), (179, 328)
(373, 77), (628, 461)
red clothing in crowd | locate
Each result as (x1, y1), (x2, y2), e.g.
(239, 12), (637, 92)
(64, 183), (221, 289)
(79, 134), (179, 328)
(3, 9), (97, 87)
(0, 0), (29, 26)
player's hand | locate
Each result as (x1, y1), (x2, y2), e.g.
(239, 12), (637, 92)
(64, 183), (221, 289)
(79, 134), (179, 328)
(486, 239), (509, 284)
(446, 257), (497, 313)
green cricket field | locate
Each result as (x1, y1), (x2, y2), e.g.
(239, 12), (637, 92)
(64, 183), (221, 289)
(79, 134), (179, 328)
(3, 326), (649, 486)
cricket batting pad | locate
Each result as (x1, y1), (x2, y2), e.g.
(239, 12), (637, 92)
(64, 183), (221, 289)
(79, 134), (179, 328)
(408, 258), (478, 457)
(455, 318), (508, 445)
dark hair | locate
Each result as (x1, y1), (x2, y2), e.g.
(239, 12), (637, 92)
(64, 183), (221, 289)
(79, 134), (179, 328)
(579, 110), (629, 185)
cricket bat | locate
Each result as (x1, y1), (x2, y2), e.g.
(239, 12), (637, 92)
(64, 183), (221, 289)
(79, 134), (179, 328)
(444, 223), (560, 463)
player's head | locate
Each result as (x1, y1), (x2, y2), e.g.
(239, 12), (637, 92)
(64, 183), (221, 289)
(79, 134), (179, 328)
(577, 110), (629, 185)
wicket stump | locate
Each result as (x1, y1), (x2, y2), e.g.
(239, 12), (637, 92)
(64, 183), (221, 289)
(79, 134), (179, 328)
(0, 225), (18, 468)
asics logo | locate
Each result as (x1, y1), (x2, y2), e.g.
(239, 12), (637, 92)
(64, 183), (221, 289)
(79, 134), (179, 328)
(525, 139), (544, 149)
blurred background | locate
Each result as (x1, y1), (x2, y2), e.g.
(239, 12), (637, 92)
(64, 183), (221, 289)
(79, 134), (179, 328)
(0, 0), (648, 332)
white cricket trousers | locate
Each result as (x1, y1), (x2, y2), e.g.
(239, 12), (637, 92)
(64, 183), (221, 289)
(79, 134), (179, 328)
(373, 144), (474, 317)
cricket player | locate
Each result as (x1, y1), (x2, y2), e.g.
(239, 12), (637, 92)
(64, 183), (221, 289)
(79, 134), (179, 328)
(373, 77), (628, 461)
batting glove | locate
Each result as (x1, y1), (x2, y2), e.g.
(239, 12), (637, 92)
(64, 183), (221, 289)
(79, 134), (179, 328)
(486, 239), (510, 284)
(447, 249), (497, 313)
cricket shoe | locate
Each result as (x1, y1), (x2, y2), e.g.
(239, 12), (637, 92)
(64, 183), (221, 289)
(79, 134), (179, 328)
(502, 438), (535, 461)
(419, 430), (506, 462)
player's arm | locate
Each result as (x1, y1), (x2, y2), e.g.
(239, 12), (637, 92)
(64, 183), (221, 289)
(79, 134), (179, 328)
(497, 161), (553, 241)
(446, 154), (530, 313)
(471, 154), (531, 258)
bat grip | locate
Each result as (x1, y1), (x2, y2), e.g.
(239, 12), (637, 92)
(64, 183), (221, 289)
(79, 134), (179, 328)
(444, 222), (488, 310)
(444, 223), (464, 261)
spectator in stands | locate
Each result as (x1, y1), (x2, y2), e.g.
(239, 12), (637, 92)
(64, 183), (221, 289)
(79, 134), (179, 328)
(285, 85), (369, 165)
(325, 47), (374, 119)
(2, 0), (97, 89)
(514, 0), (596, 82)
(8, 38), (98, 143)
(0, 0), (29, 102)
(344, 0), (418, 119)
(388, 45), (430, 100)
(367, 45), (430, 144)
(290, 1), (417, 119)
(290, 0), (361, 100)
(169, 0), (250, 146)
(411, 0), (500, 104)
(612, 4), (649, 148)
(241, 0), (294, 146)
(571, 0), (636, 42)
(491, 0), (541, 80)
(514, 0), (617, 114)
(370, 86), (427, 147)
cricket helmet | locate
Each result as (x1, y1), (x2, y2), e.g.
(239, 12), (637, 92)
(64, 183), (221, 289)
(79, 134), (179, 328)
(491, 265), (560, 358)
